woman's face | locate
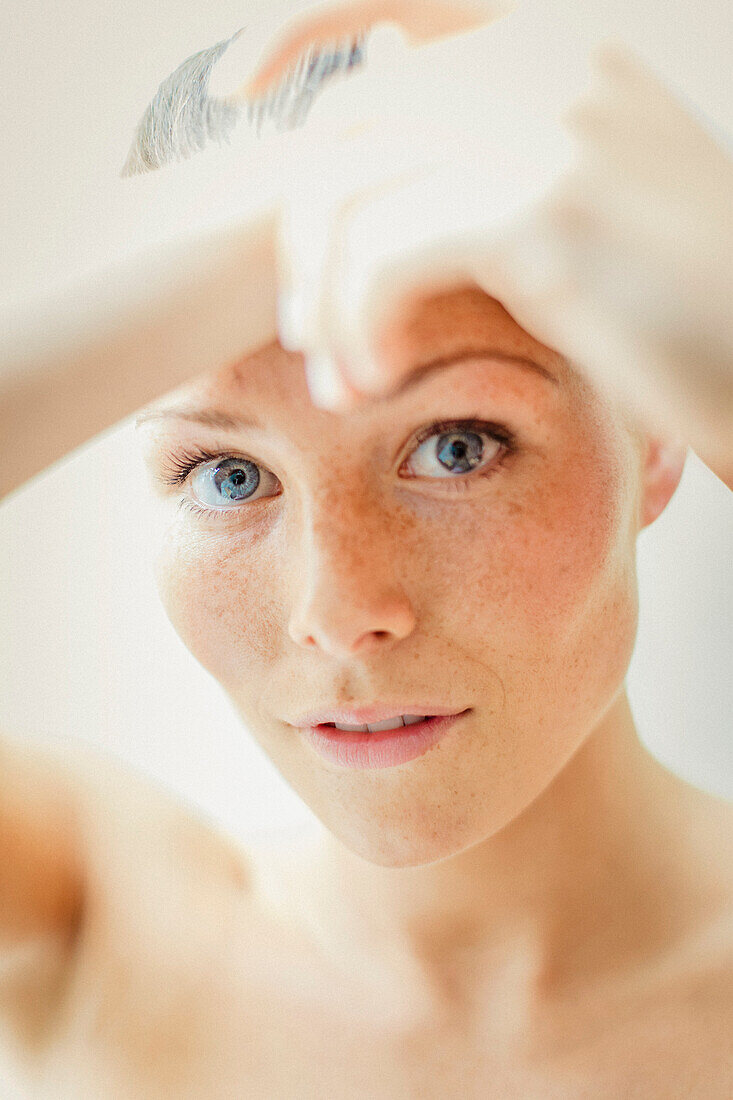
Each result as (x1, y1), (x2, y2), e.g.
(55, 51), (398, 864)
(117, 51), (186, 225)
(138, 285), (643, 867)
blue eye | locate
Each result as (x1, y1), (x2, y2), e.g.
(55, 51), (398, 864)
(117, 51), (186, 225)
(402, 421), (509, 481)
(191, 456), (281, 508)
(157, 418), (514, 521)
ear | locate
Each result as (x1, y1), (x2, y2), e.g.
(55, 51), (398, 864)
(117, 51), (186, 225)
(638, 435), (687, 529)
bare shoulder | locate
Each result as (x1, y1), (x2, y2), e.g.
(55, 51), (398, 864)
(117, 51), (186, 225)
(656, 780), (733, 1021)
(0, 733), (87, 931)
(66, 745), (255, 1023)
(0, 737), (261, 1096)
(0, 734), (88, 1050)
(617, 911), (733, 1097)
(608, 786), (733, 1095)
(1, 735), (252, 1009)
(57, 743), (256, 1003)
(70, 743), (253, 901)
(2, 729), (254, 931)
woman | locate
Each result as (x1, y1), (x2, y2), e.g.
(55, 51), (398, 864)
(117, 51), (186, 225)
(1, 2), (731, 1097)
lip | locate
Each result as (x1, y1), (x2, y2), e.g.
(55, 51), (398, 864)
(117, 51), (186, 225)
(292, 704), (466, 727)
(301, 711), (470, 769)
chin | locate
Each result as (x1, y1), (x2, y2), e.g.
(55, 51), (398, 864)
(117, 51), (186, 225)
(317, 805), (507, 869)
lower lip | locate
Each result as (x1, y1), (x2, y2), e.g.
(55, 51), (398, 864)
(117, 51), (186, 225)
(302, 712), (469, 769)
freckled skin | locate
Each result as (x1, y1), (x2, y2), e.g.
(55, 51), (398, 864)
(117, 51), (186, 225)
(143, 286), (645, 867)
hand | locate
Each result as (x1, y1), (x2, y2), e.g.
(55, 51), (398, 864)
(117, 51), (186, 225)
(489, 44), (733, 485)
(278, 30), (732, 485)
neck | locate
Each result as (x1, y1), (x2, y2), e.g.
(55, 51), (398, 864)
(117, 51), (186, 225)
(298, 691), (713, 1015)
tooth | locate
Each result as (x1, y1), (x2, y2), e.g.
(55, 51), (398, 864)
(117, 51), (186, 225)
(366, 716), (406, 732)
(330, 714), (428, 733)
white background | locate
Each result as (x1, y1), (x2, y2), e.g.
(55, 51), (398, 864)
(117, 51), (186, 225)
(0, 0), (731, 844)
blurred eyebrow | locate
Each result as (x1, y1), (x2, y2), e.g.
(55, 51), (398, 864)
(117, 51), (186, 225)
(134, 347), (558, 430)
(121, 32), (242, 176)
(121, 29), (368, 176)
(135, 407), (259, 431)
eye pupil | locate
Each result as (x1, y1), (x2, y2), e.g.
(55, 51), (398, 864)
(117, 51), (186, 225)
(437, 431), (483, 473)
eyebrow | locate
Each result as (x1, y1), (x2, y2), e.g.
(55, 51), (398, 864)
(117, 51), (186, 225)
(387, 347), (558, 396)
(135, 406), (258, 431)
(134, 347), (558, 431)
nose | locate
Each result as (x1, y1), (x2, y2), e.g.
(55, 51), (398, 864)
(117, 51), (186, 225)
(287, 494), (417, 659)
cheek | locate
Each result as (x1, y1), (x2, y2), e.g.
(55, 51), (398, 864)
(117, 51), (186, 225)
(494, 421), (633, 628)
(490, 460), (627, 638)
(154, 525), (281, 689)
(424, 416), (639, 708)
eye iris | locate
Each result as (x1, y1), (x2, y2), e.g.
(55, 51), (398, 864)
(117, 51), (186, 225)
(212, 459), (260, 500)
(436, 431), (484, 473)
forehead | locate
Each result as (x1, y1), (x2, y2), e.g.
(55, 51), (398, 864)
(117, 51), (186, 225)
(137, 281), (622, 453)
(216, 283), (568, 397)
(374, 283), (566, 376)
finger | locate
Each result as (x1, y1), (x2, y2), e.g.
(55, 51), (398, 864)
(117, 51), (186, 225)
(276, 120), (447, 393)
(304, 353), (369, 411)
(243, 0), (511, 99)
(564, 43), (728, 191)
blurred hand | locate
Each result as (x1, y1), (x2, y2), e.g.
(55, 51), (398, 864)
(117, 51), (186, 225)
(243, 0), (513, 98)
(278, 25), (731, 485)
(491, 44), (733, 483)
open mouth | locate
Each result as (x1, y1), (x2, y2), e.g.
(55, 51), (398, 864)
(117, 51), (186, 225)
(313, 712), (470, 740)
(304, 711), (471, 768)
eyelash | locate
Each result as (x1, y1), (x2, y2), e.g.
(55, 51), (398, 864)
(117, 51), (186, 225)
(158, 419), (517, 521)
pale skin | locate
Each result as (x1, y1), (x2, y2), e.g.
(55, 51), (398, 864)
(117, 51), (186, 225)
(250, 1), (733, 486)
(2, 4), (732, 499)
(1, 285), (731, 1098)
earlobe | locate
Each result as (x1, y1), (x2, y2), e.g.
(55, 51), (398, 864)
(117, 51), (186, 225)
(638, 436), (687, 529)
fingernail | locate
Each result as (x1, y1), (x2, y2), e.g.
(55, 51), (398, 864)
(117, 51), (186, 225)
(305, 354), (353, 410)
(340, 346), (384, 392)
(277, 290), (305, 350)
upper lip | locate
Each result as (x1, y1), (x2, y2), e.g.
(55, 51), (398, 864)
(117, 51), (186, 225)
(291, 705), (469, 727)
